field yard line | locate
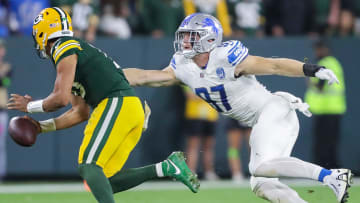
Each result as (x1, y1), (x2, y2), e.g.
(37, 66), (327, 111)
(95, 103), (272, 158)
(0, 178), (358, 194)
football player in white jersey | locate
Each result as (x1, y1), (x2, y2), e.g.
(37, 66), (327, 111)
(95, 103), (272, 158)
(124, 13), (352, 203)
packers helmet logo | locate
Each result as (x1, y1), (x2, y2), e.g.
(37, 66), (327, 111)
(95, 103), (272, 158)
(34, 14), (43, 25)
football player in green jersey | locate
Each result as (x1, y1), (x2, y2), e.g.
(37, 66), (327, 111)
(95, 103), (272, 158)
(7, 7), (199, 203)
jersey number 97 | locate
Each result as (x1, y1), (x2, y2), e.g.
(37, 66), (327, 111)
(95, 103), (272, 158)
(195, 84), (232, 112)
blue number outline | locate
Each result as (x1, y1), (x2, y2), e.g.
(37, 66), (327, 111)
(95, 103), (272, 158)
(195, 84), (231, 112)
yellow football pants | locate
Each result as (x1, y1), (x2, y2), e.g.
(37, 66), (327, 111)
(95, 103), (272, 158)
(78, 96), (144, 178)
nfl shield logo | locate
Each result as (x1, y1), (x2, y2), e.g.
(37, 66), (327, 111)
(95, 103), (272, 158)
(216, 67), (225, 79)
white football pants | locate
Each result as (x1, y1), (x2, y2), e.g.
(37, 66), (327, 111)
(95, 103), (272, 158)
(248, 95), (322, 203)
(249, 95), (299, 173)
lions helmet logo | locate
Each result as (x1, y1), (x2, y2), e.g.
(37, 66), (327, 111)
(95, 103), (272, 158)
(34, 14), (43, 25)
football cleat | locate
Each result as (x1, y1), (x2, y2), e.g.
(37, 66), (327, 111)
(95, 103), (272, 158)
(325, 169), (353, 203)
(162, 151), (200, 193)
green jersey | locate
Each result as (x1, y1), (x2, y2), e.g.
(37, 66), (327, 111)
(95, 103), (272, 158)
(50, 36), (135, 108)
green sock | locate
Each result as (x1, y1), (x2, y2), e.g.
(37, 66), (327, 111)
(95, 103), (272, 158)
(109, 164), (158, 193)
(228, 147), (239, 159)
(79, 164), (115, 203)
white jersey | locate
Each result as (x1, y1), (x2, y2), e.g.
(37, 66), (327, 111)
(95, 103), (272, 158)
(170, 40), (274, 126)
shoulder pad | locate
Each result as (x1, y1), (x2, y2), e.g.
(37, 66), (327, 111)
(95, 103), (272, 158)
(169, 53), (188, 70)
(215, 40), (248, 67)
(170, 55), (176, 69)
(51, 37), (82, 64)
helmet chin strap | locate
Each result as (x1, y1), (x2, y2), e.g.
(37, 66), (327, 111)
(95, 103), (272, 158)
(39, 50), (49, 59)
(42, 33), (47, 48)
(39, 33), (49, 59)
(182, 40), (203, 59)
(183, 49), (197, 59)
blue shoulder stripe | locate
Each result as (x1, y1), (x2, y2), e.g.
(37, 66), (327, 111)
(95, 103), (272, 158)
(227, 41), (240, 53)
(231, 48), (248, 66)
(170, 57), (176, 69)
(228, 43), (247, 66)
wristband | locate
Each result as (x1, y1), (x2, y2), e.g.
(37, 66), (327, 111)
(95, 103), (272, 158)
(303, 64), (324, 77)
(27, 100), (44, 113)
(39, 118), (56, 133)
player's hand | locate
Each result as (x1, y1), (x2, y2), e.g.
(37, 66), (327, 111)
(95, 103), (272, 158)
(23, 115), (41, 134)
(315, 68), (339, 85)
(7, 94), (33, 112)
(274, 91), (312, 117)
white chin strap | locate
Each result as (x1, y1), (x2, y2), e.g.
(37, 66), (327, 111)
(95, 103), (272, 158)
(40, 50), (49, 59)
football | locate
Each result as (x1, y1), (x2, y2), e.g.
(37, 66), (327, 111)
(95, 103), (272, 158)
(8, 116), (39, 147)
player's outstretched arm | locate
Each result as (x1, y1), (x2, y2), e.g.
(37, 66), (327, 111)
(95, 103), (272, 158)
(235, 55), (305, 77)
(235, 55), (339, 84)
(124, 66), (180, 87)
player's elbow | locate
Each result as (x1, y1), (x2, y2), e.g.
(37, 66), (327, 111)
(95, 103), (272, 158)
(267, 58), (282, 75)
(57, 98), (70, 108)
(71, 104), (90, 123)
(78, 107), (90, 121)
(272, 64), (281, 75)
(55, 94), (71, 108)
(76, 110), (89, 122)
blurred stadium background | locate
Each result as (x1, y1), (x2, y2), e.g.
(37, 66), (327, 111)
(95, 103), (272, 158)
(1, 0), (360, 202)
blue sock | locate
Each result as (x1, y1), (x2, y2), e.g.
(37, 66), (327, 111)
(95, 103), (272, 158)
(318, 168), (332, 182)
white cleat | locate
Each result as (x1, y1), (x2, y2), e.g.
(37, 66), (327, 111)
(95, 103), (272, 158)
(324, 169), (353, 203)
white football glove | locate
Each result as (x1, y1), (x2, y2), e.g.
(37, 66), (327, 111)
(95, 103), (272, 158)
(274, 91), (312, 117)
(315, 68), (339, 85)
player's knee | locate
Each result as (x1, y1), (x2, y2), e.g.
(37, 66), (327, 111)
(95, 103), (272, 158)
(249, 159), (276, 177)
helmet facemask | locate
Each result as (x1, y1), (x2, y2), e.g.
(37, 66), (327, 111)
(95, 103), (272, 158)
(32, 28), (49, 59)
(174, 30), (200, 58)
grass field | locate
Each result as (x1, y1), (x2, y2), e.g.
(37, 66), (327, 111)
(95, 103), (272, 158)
(0, 180), (359, 203)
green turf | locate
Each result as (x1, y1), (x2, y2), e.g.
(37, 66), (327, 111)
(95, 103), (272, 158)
(0, 186), (359, 203)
